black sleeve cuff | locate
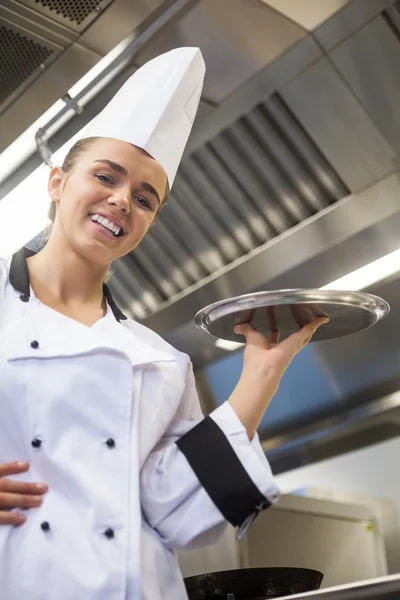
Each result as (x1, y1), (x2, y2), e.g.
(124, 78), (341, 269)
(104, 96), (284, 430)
(176, 416), (270, 527)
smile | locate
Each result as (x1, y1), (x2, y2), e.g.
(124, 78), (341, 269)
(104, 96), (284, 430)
(88, 213), (124, 237)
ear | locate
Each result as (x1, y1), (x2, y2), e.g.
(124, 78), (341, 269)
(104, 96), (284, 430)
(47, 166), (65, 205)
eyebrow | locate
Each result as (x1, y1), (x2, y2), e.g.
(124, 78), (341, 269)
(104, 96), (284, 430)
(93, 159), (161, 205)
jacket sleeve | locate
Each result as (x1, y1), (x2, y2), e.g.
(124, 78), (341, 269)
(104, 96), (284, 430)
(140, 362), (280, 550)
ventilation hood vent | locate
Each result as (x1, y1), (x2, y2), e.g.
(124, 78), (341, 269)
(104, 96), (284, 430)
(110, 93), (349, 320)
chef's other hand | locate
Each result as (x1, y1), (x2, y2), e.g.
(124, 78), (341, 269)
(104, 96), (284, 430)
(228, 317), (329, 439)
(0, 462), (48, 526)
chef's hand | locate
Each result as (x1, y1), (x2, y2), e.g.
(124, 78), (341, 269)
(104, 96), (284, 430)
(0, 462), (48, 526)
(228, 317), (329, 439)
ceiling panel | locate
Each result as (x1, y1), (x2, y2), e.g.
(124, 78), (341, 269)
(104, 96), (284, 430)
(134, 0), (306, 103)
(260, 0), (350, 31)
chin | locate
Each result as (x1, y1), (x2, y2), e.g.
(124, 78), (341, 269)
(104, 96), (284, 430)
(75, 237), (137, 266)
(73, 238), (115, 266)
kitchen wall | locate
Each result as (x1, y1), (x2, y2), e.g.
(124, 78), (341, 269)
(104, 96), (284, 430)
(274, 436), (400, 573)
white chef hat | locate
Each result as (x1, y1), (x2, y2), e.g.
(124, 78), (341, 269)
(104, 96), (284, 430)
(83, 47), (205, 187)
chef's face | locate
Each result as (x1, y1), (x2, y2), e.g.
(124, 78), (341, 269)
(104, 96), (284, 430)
(47, 138), (168, 265)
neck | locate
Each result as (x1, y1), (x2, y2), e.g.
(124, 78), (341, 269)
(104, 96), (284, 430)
(27, 232), (108, 308)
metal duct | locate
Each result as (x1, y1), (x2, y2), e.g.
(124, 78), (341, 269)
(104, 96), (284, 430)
(110, 93), (349, 319)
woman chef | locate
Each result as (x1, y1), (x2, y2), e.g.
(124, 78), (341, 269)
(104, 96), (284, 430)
(0, 48), (327, 599)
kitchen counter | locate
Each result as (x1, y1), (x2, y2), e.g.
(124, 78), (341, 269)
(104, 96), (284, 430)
(279, 574), (400, 600)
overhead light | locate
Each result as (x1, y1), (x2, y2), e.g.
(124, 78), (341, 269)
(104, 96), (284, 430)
(215, 339), (245, 351)
(321, 248), (400, 291)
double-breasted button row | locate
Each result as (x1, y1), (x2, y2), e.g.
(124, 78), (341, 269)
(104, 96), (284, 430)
(40, 521), (115, 539)
(34, 436), (117, 539)
(31, 438), (115, 450)
(31, 438), (116, 449)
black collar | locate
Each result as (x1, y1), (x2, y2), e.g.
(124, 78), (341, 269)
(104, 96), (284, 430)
(9, 247), (127, 322)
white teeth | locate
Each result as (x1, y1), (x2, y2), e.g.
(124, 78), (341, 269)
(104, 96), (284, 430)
(89, 214), (121, 236)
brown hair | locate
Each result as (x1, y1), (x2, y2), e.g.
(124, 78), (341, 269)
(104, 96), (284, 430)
(47, 137), (98, 223)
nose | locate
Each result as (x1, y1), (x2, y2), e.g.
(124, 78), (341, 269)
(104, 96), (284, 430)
(107, 189), (130, 215)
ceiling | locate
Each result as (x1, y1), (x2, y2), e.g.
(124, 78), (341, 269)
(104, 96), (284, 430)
(1, 0), (400, 468)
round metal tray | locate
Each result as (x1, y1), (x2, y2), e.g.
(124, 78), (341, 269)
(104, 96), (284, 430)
(194, 289), (390, 344)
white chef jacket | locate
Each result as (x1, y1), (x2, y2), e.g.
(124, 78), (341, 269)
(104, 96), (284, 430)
(0, 247), (280, 600)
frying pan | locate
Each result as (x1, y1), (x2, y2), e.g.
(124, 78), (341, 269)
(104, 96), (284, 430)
(184, 567), (323, 599)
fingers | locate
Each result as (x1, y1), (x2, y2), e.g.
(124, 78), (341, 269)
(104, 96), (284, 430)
(278, 317), (329, 354)
(0, 479), (48, 495)
(290, 304), (330, 330)
(234, 322), (271, 349)
(0, 491), (44, 510)
(299, 317), (330, 348)
(266, 306), (280, 345)
(234, 322), (257, 339)
(0, 511), (26, 526)
(0, 462), (48, 527)
(235, 315), (329, 354)
(0, 462), (29, 478)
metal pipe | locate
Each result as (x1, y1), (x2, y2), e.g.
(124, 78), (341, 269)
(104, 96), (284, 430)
(9, 0), (201, 175)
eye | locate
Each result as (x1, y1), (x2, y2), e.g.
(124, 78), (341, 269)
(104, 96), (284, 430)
(94, 173), (114, 185)
(134, 196), (153, 211)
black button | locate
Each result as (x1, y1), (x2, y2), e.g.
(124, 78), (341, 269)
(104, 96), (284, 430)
(30, 340), (39, 349)
(41, 521), (50, 532)
(31, 438), (42, 448)
(19, 293), (29, 303)
(105, 438), (115, 449)
(104, 528), (115, 539)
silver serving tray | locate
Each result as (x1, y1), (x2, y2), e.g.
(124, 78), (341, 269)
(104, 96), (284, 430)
(194, 289), (390, 344)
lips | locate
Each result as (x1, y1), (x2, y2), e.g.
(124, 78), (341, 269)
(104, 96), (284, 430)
(88, 213), (125, 237)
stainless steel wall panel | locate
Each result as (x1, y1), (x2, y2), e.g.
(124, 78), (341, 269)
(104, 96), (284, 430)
(330, 15), (400, 155)
(314, 0), (395, 51)
(281, 58), (399, 191)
